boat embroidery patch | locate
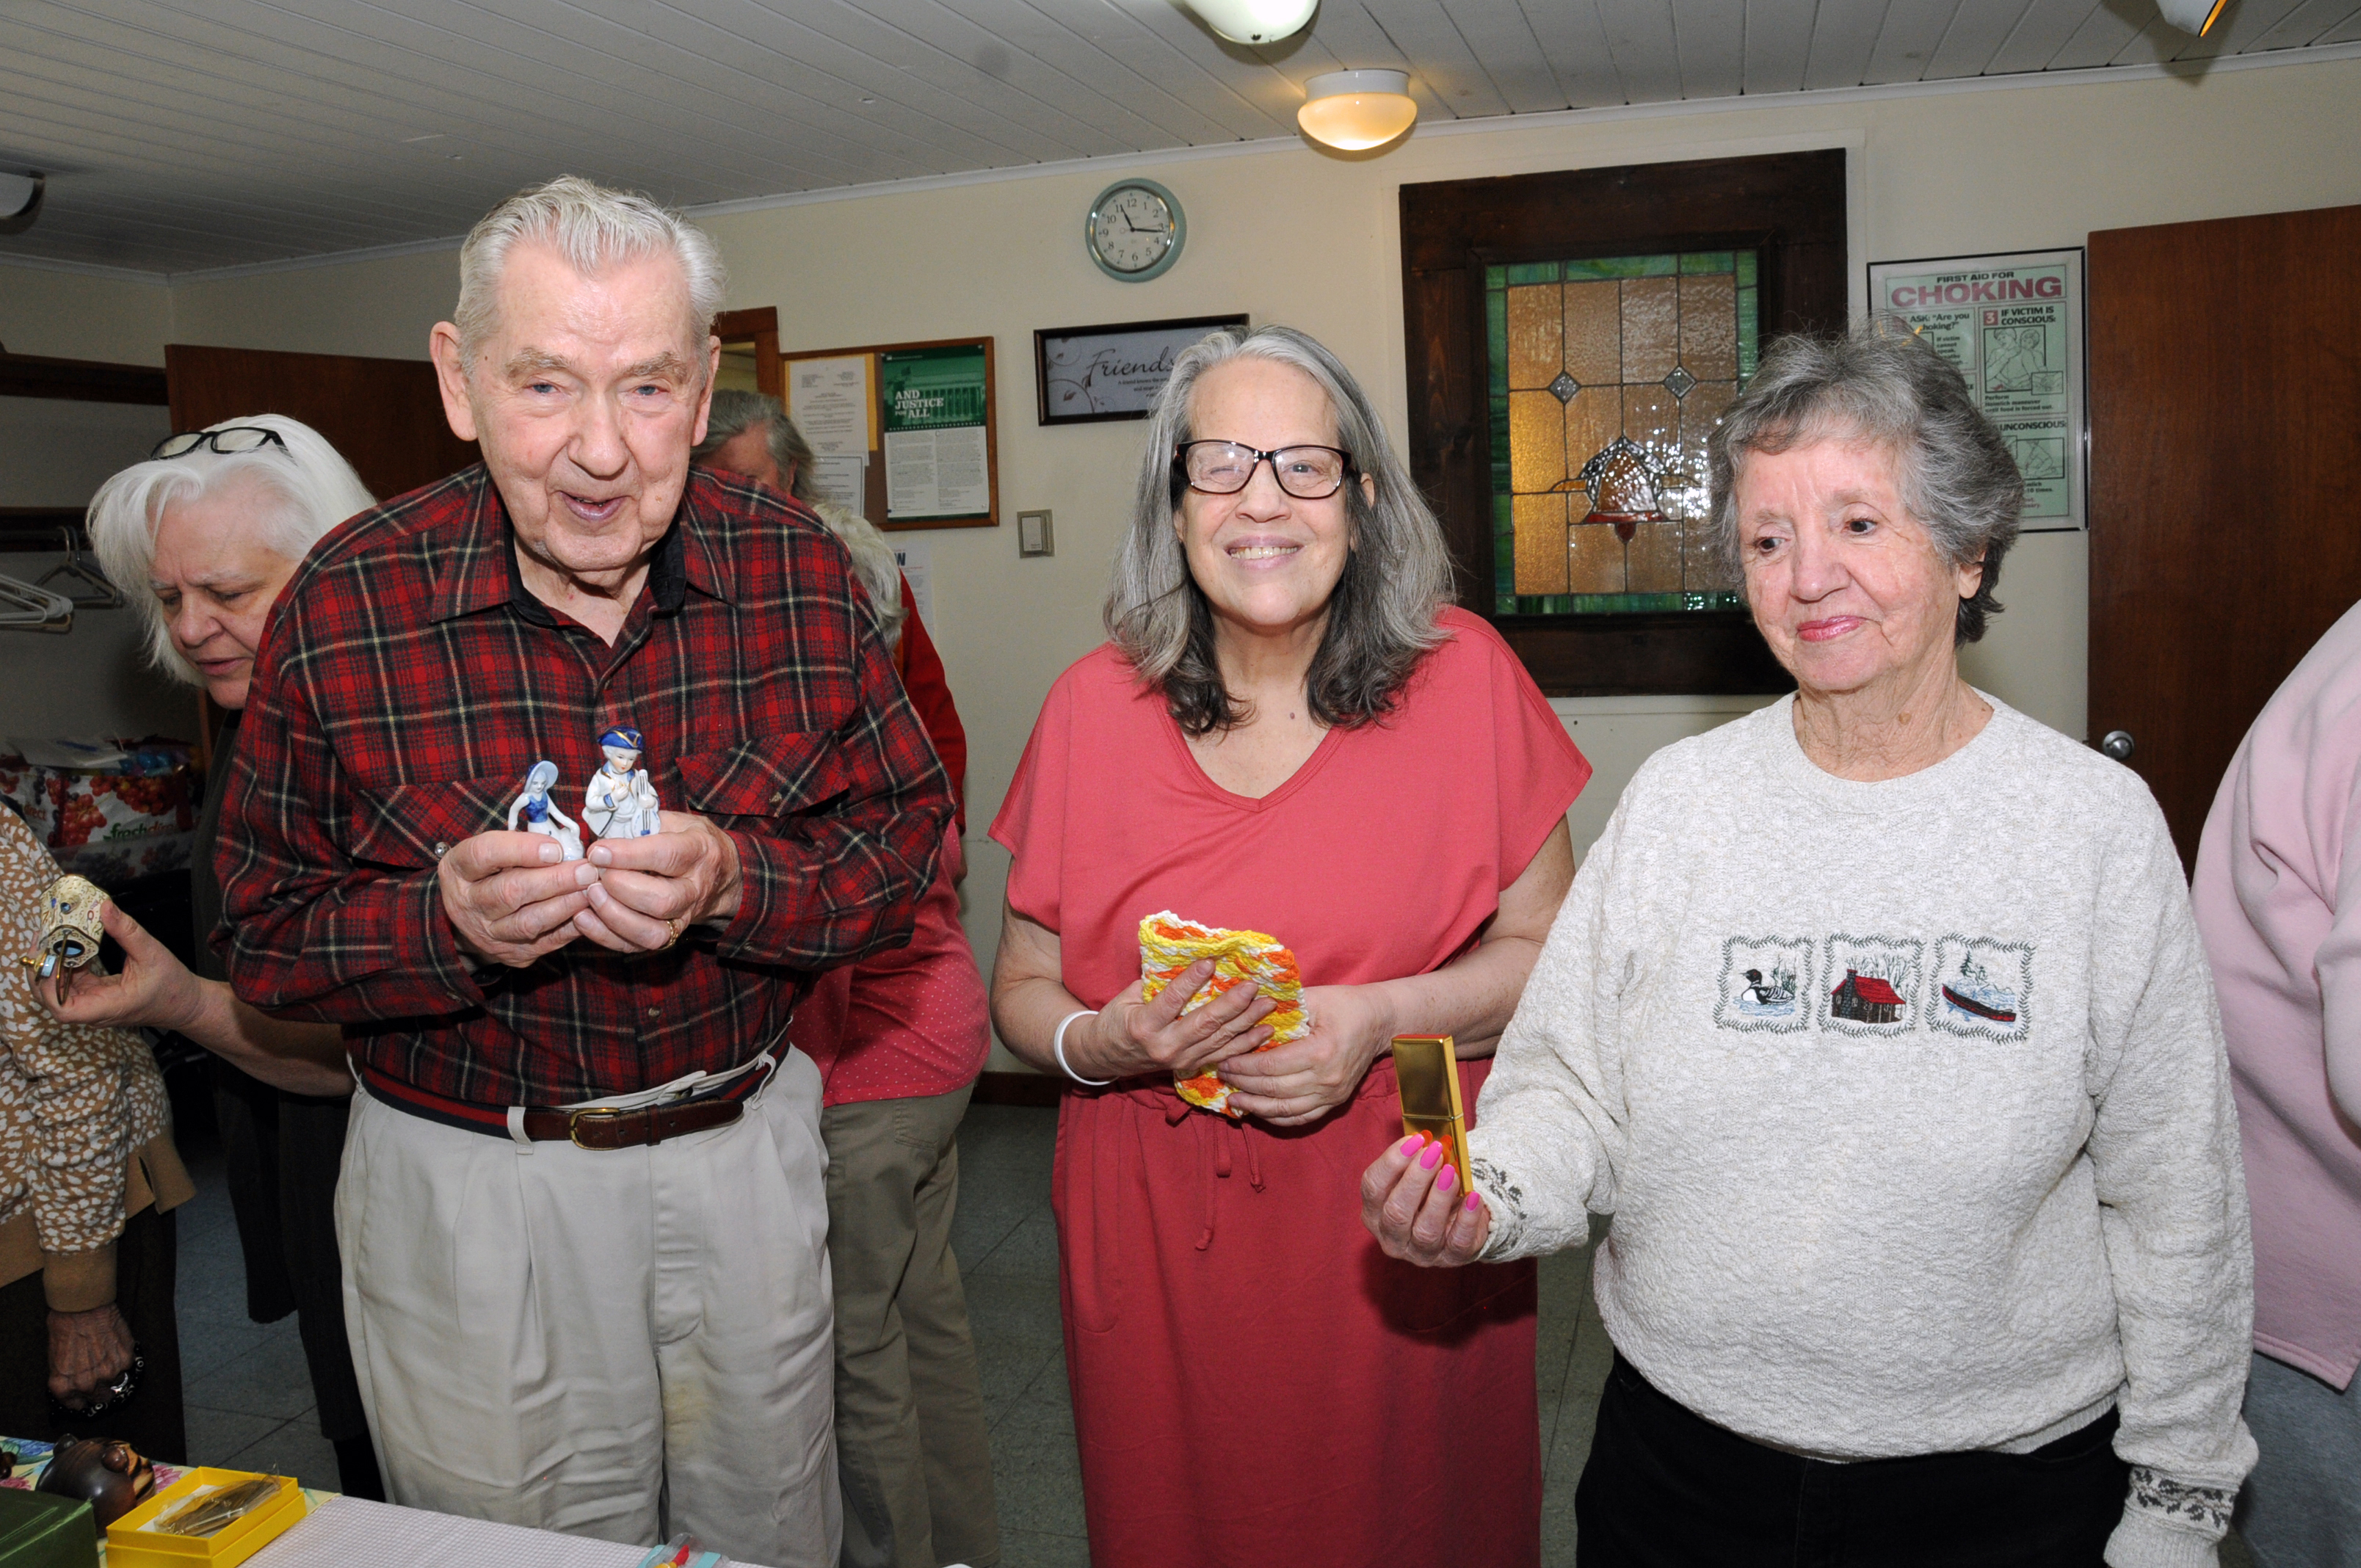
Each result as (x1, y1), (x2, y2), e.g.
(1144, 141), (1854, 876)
(1818, 934), (1924, 1036)
(1712, 936), (1816, 1035)
(1929, 934), (2034, 1041)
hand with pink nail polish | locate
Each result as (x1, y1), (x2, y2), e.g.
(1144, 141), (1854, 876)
(1360, 1129), (1491, 1268)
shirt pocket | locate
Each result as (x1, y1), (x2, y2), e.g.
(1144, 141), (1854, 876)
(347, 777), (519, 870)
(675, 730), (851, 827)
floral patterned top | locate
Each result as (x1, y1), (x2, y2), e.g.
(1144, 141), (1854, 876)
(0, 806), (189, 1310)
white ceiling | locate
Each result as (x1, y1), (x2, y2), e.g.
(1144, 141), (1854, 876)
(3, 0), (2355, 278)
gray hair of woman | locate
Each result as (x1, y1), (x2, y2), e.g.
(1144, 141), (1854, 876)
(453, 174), (728, 358)
(1106, 324), (1456, 734)
(86, 413), (375, 685)
(694, 389), (907, 648)
(1707, 318), (2023, 645)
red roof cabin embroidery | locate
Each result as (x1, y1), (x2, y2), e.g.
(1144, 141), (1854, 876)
(1831, 969), (1907, 1024)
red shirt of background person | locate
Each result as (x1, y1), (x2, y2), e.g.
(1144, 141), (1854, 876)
(989, 325), (1589, 1568)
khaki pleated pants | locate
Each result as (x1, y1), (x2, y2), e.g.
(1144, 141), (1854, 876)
(336, 1050), (841, 1568)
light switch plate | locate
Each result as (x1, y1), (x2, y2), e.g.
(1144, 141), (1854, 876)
(1018, 510), (1054, 557)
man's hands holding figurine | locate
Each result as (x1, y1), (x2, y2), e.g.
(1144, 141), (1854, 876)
(440, 810), (741, 967)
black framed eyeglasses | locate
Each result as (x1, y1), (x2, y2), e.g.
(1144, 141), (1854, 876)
(1174, 440), (1355, 500)
(152, 426), (286, 460)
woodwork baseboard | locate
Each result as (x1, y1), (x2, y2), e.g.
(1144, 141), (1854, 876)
(972, 1070), (1062, 1108)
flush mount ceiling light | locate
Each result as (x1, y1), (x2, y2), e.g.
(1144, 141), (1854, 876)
(0, 171), (43, 236)
(2155, 0), (2227, 31)
(1181, 0), (1316, 45)
(1297, 70), (1418, 151)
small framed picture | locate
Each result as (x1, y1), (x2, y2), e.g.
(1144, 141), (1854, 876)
(1034, 314), (1249, 426)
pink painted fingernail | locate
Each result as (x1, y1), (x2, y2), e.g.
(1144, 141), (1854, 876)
(1435, 1163), (1457, 1191)
(1465, 1193), (1482, 1213)
(1399, 1135), (1423, 1157)
(1418, 1141), (1443, 1170)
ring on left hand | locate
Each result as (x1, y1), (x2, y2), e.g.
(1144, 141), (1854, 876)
(661, 915), (683, 949)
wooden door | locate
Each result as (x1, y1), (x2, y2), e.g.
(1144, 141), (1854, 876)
(2088, 204), (2361, 871)
(166, 343), (477, 504)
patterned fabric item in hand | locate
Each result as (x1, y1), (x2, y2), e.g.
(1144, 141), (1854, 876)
(1136, 911), (1309, 1116)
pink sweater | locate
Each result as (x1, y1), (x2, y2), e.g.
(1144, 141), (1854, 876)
(2193, 599), (2361, 1388)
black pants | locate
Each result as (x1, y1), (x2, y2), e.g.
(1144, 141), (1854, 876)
(1575, 1354), (2126, 1567)
(0, 1205), (186, 1462)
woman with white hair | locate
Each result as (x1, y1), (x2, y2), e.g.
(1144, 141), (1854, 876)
(1367, 322), (2256, 1566)
(42, 411), (385, 1498)
(989, 325), (1592, 1566)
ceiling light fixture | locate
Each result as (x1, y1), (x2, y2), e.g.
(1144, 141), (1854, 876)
(1182, 0), (1316, 46)
(2155, 0), (2228, 32)
(1297, 70), (1418, 151)
(0, 171), (43, 236)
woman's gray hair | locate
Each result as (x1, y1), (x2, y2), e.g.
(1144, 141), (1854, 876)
(453, 175), (728, 360)
(1708, 318), (2023, 645)
(1106, 324), (1454, 734)
(691, 389), (907, 648)
(86, 413), (376, 686)
(697, 388), (816, 504)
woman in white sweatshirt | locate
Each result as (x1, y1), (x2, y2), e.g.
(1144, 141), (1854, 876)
(1366, 322), (2255, 1568)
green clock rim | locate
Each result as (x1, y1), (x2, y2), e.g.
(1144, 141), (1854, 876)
(1085, 177), (1186, 283)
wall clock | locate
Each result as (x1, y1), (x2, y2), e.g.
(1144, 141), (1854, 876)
(1086, 179), (1185, 283)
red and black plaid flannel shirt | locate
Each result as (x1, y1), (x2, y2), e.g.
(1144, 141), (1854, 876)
(216, 464), (953, 1108)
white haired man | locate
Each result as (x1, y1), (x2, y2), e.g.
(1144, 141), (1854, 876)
(214, 176), (954, 1566)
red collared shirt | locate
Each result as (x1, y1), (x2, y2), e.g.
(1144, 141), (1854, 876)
(216, 465), (953, 1108)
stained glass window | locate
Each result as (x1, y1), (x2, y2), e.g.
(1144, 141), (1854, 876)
(1487, 251), (1760, 616)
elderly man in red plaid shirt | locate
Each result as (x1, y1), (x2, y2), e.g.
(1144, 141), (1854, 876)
(214, 176), (953, 1567)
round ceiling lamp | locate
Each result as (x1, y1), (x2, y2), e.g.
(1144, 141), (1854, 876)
(1297, 70), (1418, 152)
(1184, 0), (1316, 45)
(0, 171), (43, 236)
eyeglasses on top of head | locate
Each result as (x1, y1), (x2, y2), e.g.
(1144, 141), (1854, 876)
(152, 427), (287, 460)
(1173, 440), (1356, 501)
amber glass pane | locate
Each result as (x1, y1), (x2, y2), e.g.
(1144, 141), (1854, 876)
(1683, 516), (1737, 592)
(1671, 380), (1735, 517)
(1628, 520), (1684, 592)
(1562, 280), (1620, 385)
(1512, 493), (1570, 594)
(1564, 388), (1620, 482)
(1621, 382), (1679, 449)
(1508, 391), (1568, 493)
(1568, 522), (1625, 594)
(1679, 273), (1738, 381)
(1506, 286), (1564, 390)
(1620, 277), (1680, 382)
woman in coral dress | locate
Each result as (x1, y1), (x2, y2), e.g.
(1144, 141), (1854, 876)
(990, 326), (1589, 1567)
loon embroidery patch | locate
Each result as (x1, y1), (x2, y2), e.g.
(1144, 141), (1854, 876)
(1819, 934), (1923, 1035)
(1929, 935), (2033, 1041)
(1713, 937), (1816, 1035)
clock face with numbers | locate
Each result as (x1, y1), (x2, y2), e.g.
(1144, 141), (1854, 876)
(1087, 180), (1185, 283)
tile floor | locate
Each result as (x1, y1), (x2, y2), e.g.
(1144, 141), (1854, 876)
(173, 1102), (2254, 1566)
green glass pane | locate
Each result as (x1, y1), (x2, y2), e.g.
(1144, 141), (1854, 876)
(1504, 261), (1560, 285)
(1498, 592), (1518, 615)
(1562, 255), (1633, 280)
(1637, 254), (1678, 277)
(1737, 289), (1759, 380)
(1486, 288), (1508, 396)
(1736, 251), (1758, 288)
(1679, 251), (1734, 275)
(1485, 264), (1506, 289)
(1493, 496), (1515, 598)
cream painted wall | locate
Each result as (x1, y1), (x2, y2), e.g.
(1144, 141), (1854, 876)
(2, 56), (2356, 1070)
(0, 266), (171, 365)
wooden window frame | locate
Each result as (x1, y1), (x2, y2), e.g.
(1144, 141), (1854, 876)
(1400, 149), (1849, 696)
(713, 306), (783, 398)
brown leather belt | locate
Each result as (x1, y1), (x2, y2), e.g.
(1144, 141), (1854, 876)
(521, 1097), (744, 1150)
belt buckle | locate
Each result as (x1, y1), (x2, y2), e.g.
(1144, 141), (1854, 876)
(567, 1106), (633, 1150)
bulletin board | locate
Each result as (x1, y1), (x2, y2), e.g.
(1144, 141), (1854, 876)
(780, 336), (998, 531)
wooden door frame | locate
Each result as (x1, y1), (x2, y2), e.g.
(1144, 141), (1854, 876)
(714, 307), (782, 399)
(1399, 149), (1849, 696)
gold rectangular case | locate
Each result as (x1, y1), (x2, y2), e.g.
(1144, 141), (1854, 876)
(1393, 1034), (1469, 1188)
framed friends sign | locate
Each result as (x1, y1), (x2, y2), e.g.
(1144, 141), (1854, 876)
(1034, 314), (1248, 425)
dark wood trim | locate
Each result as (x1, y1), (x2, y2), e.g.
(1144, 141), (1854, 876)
(0, 348), (169, 405)
(1399, 149), (1847, 697)
(971, 1069), (1062, 1108)
(713, 306), (782, 399)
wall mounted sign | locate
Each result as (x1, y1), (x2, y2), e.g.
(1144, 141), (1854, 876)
(1867, 247), (2086, 531)
(781, 336), (998, 531)
(1034, 314), (1248, 425)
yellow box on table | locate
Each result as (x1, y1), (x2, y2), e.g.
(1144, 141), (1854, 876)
(104, 1471), (305, 1568)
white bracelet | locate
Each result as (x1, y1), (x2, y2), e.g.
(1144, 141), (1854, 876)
(1053, 1010), (1111, 1086)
